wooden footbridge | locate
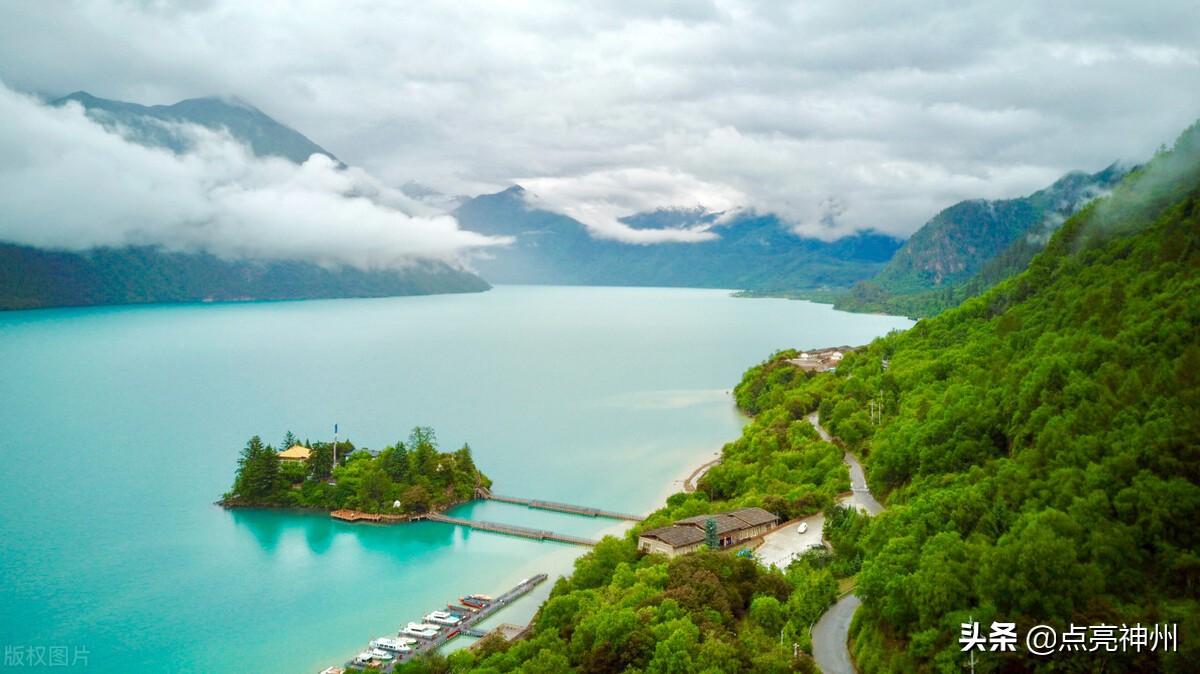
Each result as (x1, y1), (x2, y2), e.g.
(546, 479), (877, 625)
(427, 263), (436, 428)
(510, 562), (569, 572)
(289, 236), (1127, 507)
(481, 489), (644, 522)
(423, 512), (599, 546)
(330, 488), (643, 547)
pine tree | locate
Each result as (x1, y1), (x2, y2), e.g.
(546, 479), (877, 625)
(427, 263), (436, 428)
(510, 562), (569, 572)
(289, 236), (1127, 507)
(705, 517), (718, 549)
(383, 443), (410, 483)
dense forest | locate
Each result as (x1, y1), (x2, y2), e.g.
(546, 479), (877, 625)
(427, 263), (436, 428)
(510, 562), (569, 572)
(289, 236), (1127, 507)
(723, 123), (1200, 672)
(221, 427), (490, 515)
(380, 121), (1199, 673)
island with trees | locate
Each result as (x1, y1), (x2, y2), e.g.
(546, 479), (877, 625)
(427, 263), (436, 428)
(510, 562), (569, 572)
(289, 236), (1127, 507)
(219, 426), (491, 518)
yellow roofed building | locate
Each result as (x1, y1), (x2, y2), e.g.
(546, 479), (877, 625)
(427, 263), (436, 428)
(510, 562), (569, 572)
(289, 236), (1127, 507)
(278, 444), (312, 462)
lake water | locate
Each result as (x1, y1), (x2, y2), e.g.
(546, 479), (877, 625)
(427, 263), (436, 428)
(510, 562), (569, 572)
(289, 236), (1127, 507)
(0, 286), (911, 673)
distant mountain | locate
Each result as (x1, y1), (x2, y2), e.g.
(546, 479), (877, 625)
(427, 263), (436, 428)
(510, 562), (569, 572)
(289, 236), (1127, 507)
(2, 93), (489, 310)
(454, 186), (902, 291)
(0, 244), (488, 311)
(836, 163), (1129, 316)
(53, 91), (335, 164)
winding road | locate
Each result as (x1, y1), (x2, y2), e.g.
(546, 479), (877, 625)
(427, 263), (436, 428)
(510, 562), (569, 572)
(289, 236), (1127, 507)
(805, 412), (883, 674)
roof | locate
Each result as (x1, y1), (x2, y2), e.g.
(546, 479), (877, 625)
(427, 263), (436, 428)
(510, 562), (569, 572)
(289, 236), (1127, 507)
(639, 507), (780, 550)
(676, 513), (749, 535)
(728, 507), (779, 527)
(639, 524), (705, 547)
(277, 444), (312, 460)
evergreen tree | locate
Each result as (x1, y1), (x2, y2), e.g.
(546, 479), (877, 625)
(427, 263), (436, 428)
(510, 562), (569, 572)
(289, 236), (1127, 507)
(232, 435), (282, 501)
(280, 430), (299, 451)
(704, 517), (718, 549)
(383, 443), (410, 483)
(306, 443), (333, 480)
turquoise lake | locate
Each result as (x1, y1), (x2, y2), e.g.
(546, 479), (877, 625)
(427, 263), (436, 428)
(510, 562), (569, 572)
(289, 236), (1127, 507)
(0, 286), (912, 673)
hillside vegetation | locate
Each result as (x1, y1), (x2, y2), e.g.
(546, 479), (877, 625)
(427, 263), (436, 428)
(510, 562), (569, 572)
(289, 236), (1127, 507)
(743, 122), (1200, 672)
(222, 427), (490, 515)
(389, 122), (1199, 674)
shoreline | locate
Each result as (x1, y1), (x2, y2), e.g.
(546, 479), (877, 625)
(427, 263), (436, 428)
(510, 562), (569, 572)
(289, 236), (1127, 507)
(682, 456), (722, 493)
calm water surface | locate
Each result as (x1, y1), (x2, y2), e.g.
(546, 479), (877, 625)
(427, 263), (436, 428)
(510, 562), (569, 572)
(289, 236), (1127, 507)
(0, 286), (911, 673)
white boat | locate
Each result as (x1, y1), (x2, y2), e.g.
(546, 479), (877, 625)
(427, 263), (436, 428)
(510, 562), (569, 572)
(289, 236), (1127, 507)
(353, 651), (375, 665)
(424, 611), (461, 626)
(401, 623), (439, 639)
(409, 622), (441, 632)
(395, 636), (418, 647)
(370, 649), (394, 661)
(371, 637), (412, 653)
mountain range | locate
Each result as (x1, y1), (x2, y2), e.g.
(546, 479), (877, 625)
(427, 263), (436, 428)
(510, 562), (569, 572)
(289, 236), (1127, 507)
(454, 186), (902, 291)
(0, 92), (488, 311)
(2, 90), (1136, 314)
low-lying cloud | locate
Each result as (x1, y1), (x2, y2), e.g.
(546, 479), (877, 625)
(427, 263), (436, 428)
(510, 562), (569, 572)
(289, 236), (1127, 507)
(518, 168), (744, 244)
(1, 1), (1197, 243)
(0, 83), (509, 269)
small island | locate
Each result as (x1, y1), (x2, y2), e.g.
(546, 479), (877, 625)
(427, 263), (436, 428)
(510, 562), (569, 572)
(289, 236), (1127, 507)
(219, 426), (491, 518)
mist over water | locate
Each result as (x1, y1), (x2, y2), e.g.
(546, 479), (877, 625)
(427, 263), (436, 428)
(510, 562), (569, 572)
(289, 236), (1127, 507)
(0, 286), (911, 673)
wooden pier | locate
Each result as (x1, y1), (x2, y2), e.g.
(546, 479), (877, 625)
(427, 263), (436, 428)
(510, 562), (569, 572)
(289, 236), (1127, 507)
(424, 513), (597, 546)
(480, 489), (644, 521)
(331, 509), (406, 523)
(343, 574), (548, 672)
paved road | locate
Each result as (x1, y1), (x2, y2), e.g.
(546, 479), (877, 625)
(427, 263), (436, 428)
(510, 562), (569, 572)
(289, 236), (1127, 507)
(805, 412), (884, 674)
(812, 594), (862, 674)
(757, 511), (825, 568)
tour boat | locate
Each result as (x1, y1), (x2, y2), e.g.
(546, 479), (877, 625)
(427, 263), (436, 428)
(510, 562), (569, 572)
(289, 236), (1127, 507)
(370, 637), (411, 653)
(424, 611), (461, 626)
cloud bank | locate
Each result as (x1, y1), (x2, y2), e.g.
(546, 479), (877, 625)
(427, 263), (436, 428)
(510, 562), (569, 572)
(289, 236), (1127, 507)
(0, 84), (507, 268)
(1, 1), (1198, 241)
(519, 169), (743, 243)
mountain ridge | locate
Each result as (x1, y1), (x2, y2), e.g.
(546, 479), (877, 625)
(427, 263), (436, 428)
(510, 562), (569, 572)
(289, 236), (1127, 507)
(832, 162), (1130, 316)
(0, 93), (489, 311)
(454, 186), (904, 291)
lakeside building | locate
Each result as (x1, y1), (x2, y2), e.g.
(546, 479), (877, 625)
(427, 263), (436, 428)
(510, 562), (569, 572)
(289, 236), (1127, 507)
(277, 444), (312, 463)
(785, 345), (856, 372)
(637, 507), (779, 558)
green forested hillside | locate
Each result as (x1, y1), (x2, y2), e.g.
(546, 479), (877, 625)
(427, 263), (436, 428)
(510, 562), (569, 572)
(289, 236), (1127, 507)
(402, 123), (1199, 674)
(742, 123), (1200, 672)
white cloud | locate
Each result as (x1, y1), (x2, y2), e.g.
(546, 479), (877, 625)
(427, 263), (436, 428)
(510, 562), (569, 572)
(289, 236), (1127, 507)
(0, 84), (509, 268)
(518, 168), (743, 243)
(0, 1), (1198, 240)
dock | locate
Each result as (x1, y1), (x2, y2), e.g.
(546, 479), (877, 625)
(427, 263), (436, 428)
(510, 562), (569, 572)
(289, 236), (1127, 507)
(424, 513), (598, 546)
(343, 574), (548, 672)
(483, 492), (644, 521)
(331, 510), (405, 523)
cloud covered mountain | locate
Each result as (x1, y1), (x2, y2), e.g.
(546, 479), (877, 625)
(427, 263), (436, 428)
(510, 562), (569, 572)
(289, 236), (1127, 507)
(0, 88), (495, 309)
(454, 186), (902, 290)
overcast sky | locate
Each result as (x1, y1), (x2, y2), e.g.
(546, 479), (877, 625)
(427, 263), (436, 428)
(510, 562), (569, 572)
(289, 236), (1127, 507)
(2, 0), (1199, 245)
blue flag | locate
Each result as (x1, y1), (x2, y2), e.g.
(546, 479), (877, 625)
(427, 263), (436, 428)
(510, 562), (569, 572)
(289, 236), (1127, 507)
(334, 423), (338, 435)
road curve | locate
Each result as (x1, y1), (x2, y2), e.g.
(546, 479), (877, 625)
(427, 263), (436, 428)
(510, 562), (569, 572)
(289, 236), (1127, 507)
(805, 412), (882, 673)
(812, 594), (862, 674)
